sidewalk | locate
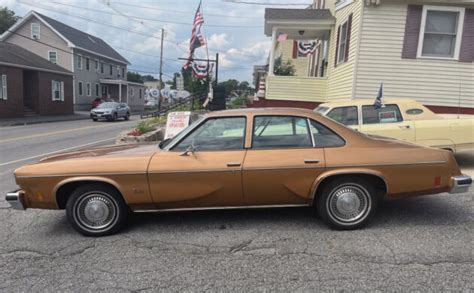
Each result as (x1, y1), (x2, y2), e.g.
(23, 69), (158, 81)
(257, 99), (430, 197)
(0, 111), (90, 127)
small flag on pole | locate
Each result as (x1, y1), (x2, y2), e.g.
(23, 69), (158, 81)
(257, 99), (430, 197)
(277, 33), (288, 42)
(374, 82), (384, 109)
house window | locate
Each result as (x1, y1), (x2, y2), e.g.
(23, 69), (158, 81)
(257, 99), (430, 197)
(86, 82), (91, 96)
(51, 80), (64, 101)
(117, 66), (121, 77)
(130, 87), (134, 97)
(0, 75), (7, 100)
(95, 83), (99, 96)
(109, 64), (113, 75)
(77, 55), (82, 69)
(139, 88), (142, 99)
(31, 23), (40, 39)
(78, 81), (83, 96)
(86, 57), (90, 70)
(100, 62), (104, 74)
(418, 6), (465, 59)
(48, 51), (58, 64)
(95, 60), (99, 72)
(122, 67), (125, 78)
(337, 20), (349, 64)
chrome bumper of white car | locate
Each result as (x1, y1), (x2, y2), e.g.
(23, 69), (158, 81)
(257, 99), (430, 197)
(450, 175), (472, 194)
(5, 190), (26, 210)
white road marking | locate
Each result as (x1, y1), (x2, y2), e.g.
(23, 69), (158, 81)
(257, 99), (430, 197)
(0, 137), (116, 167)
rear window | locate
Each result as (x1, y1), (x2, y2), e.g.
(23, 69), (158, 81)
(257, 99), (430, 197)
(315, 106), (329, 114)
(362, 104), (403, 124)
(252, 116), (312, 149)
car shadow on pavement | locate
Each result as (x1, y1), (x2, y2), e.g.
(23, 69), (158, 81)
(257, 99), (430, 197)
(121, 195), (471, 234)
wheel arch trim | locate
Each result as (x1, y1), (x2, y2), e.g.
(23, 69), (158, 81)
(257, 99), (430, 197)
(309, 169), (389, 201)
(53, 176), (127, 208)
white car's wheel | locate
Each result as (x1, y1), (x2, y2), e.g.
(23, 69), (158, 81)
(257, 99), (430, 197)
(66, 184), (128, 236)
(317, 177), (377, 230)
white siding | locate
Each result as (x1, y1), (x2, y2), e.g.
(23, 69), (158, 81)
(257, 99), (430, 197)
(325, 0), (363, 101)
(355, 2), (474, 108)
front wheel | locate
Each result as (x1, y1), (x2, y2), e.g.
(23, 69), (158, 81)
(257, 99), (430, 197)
(316, 177), (377, 230)
(124, 112), (130, 120)
(66, 184), (129, 236)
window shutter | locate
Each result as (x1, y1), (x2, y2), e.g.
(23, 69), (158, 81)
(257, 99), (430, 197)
(402, 5), (423, 59)
(292, 40), (298, 59)
(345, 13), (353, 62)
(61, 81), (65, 101)
(335, 26), (341, 67)
(51, 80), (55, 101)
(459, 9), (474, 62)
(2, 75), (7, 100)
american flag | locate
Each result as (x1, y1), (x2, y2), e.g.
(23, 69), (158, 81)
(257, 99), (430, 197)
(183, 1), (205, 70)
(374, 82), (384, 109)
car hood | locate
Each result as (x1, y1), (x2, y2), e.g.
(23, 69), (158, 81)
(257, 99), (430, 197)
(39, 144), (158, 163)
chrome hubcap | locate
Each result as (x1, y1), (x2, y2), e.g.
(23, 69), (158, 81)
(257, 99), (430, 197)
(328, 184), (370, 224)
(75, 193), (117, 231)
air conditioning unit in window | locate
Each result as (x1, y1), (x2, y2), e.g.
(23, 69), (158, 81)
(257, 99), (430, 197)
(33, 35), (39, 40)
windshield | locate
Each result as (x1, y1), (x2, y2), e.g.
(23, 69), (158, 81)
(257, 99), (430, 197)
(97, 102), (118, 108)
(315, 106), (329, 114)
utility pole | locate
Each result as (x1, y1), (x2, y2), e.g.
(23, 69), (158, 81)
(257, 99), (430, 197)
(158, 28), (165, 115)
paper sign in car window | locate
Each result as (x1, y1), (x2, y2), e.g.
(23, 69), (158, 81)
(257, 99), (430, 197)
(379, 111), (397, 123)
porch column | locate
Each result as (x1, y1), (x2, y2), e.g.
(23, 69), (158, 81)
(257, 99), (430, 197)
(119, 83), (122, 102)
(268, 27), (278, 76)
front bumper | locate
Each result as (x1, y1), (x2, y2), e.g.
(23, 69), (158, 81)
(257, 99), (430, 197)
(90, 113), (113, 119)
(5, 190), (27, 210)
(450, 175), (472, 194)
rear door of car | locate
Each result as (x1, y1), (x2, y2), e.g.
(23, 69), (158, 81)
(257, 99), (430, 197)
(241, 115), (326, 206)
(359, 104), (415, 142)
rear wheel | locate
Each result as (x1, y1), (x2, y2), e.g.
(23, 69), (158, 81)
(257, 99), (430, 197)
(317, 177), (377, 230)
(66, 184), (128, 236)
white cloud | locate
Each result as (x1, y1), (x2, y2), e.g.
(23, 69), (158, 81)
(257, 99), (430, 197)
(207, 33), (230, 50)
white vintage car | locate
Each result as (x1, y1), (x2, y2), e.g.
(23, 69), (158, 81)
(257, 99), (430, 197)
(315, 98), (474, 153)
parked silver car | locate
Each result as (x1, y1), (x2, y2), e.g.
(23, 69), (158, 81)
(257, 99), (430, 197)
(90, 102), (130, 121)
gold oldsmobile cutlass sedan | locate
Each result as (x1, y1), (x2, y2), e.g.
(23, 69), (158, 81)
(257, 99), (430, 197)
(6, 108), (472, 236)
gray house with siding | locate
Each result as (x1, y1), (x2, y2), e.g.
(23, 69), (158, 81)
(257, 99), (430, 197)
(1, 11), (145, 112)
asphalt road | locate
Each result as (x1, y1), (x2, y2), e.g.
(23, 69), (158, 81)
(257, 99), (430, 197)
(0, 120), (472, 291)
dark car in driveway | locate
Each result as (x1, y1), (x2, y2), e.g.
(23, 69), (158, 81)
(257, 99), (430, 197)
(90, 102), (130, 121)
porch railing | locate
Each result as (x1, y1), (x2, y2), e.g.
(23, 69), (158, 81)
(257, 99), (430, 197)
(265, 75), (328, 103)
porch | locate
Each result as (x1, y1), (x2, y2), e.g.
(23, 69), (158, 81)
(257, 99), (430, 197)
(263, 8), (335, 104)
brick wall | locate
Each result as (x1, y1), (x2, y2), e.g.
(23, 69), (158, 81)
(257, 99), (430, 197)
(37, 71), (74, 116)
(0, 66), (24, 118)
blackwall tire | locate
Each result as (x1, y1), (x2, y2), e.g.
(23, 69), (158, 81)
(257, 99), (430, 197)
(66, 184), (128, 236)
(317, 177), (377, 230)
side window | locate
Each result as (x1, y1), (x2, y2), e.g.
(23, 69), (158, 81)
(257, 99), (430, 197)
(252, 116), (312, 149)
(326, 106), (358, 126)
(362, 104), (403, 124)
(173, 117), (246, 152)
(310, 120), (345, 148)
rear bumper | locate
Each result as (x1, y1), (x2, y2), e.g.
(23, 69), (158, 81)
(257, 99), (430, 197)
(450, 175), (472, 194)
(5, 190), (27, 210)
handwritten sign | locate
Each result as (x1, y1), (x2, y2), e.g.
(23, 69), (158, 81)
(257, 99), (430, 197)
(164, 111), (191, 139)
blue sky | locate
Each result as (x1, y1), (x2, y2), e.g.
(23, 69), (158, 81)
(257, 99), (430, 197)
(1, 0), (312, 83)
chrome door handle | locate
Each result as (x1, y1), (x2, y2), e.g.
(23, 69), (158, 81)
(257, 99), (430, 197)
(226, 162), (241, 167)
(399, 125), (411, 129)
(304, 159), (320, 164)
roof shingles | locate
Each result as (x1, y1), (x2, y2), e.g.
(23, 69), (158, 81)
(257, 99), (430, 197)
(35, 12), (129, 64)
(0, 41), (71, 74)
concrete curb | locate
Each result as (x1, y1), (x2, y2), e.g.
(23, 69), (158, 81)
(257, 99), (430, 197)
(0, 113), (91, 127)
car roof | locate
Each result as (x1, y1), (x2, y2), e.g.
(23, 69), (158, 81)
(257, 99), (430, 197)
(318, 98), (424, 108)
(206, 107), (316, 117)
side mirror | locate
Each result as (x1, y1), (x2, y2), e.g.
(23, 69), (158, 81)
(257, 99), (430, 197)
(180, 141), (196, 156)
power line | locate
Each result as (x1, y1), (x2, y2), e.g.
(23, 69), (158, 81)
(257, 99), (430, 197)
(110, 1), (261, 20)
(45, 1), (262, 28)
(223, 0), (311, 5)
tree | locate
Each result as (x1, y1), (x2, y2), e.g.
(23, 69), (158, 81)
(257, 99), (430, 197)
(274, 57), (296, 76)
(142, 75), (158, 82)
(127, 71), (144, 83)
(0, 7), (19, 35)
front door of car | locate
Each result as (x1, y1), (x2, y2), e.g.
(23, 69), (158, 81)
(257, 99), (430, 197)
(359, 104), (415, 142)
(147, 116), (247, 209)
(242, 116), (330, 206)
